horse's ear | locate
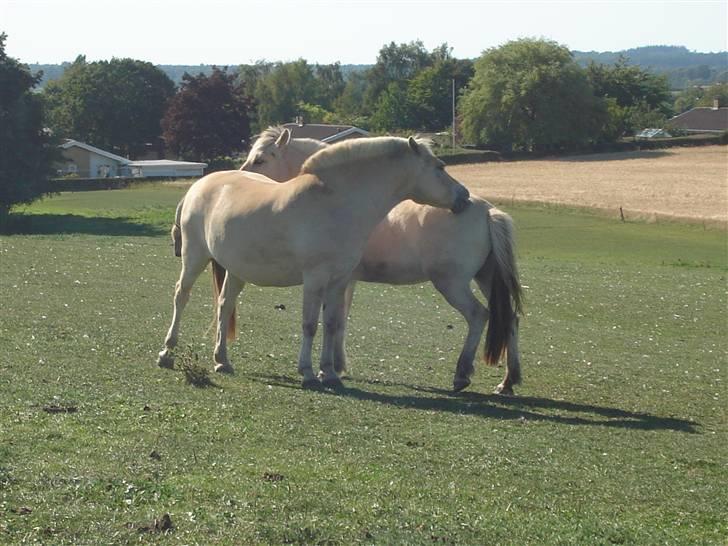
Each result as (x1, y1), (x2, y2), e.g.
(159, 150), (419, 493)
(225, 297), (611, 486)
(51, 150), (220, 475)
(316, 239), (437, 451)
(408, 136), (420, 155)
(276, 129), (291, 148)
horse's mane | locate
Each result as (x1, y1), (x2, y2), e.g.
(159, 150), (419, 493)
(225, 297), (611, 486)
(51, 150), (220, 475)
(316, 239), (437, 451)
(252, 126), (325, 153)
(301, 136), (433, 175)
(254, 126), (286, 148)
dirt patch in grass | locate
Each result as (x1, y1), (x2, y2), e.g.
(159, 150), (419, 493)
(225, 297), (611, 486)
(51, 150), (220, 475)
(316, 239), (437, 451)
(449, 146), (728, 225)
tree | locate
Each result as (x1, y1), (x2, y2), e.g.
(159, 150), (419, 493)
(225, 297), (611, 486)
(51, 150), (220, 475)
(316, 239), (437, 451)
(253, 60), (319, 127)
(0, 33), (56, 220)
(161, 67), (253, 161)
(370, 82), (415, 131)
(363, 40), (432, 112)
(460, 38), (605, 151)
(674, 83), (728, 113)
(407, 58), (473, 132)
(364, 42), (474, 132)
(586, 57), (672, 136)
(44, 57), (175, 157)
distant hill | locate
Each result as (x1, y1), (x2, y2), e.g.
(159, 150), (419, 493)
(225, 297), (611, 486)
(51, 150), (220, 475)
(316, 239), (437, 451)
(573, 46), (727, 88)
(28, 62), (371, 89)
(27, 45), (726, 90)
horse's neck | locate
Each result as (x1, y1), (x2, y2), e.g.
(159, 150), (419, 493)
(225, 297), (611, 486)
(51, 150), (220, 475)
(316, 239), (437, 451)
(325, 158), (412, 233)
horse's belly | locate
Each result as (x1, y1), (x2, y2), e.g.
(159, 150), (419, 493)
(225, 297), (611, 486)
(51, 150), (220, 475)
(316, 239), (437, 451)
(234, 264), (303, 287)
(355, 246), (426, 284)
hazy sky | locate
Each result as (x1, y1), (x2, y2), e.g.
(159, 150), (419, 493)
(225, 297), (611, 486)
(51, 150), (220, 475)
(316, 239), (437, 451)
(2, 0), (726, 65)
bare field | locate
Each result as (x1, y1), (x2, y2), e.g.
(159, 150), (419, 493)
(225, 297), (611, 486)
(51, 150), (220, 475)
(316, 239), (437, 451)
(449, 145), (728, 224)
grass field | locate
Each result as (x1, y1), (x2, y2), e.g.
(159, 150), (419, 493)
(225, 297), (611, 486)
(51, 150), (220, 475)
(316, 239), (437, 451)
(1, 181), (727, 544)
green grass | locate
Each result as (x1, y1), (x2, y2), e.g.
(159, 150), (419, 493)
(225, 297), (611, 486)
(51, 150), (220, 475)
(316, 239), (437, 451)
(1, 185), (726, 544)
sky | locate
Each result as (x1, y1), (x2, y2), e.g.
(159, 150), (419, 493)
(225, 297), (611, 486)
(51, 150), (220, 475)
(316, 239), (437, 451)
(2, 0), (726, 66)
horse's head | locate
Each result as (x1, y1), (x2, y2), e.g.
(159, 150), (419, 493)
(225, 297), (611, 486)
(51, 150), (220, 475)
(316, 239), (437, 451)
(406, 137), (470, 214)
(242, 127), (328, 182)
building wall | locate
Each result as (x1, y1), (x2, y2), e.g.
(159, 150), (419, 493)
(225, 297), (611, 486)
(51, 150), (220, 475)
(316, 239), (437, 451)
(59, 147), (91, 176)
(60, 147), (124, 177)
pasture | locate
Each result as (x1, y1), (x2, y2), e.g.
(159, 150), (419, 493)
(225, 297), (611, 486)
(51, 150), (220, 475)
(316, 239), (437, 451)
(1, 157), (727, 543)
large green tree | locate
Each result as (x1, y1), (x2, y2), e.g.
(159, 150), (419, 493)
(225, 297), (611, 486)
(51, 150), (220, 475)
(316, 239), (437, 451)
(0, 33), (56, 219)
(586, 57), (672, 136)
(251, 60), (344, 128)
(161, 67), (253, 161)
(460, 38), (605, 151)
(44, 57), (175, 157)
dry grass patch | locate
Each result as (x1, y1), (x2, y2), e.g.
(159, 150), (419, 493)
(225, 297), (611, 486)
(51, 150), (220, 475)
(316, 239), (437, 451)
(450, 146), (728, 224)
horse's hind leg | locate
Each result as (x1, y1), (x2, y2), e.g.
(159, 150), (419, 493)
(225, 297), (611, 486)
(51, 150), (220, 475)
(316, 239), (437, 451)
(213, 272), (245, 373)
(495, 316), (521, 395)
(431, 275), (487, 392)
(158, 253), (209, 368)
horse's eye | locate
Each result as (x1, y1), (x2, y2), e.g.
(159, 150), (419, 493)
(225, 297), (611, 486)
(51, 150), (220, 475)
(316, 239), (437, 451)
(253, 158), (265, 166)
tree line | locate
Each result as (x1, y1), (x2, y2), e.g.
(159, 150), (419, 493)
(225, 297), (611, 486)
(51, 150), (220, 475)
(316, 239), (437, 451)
(2, 33), (726, 217)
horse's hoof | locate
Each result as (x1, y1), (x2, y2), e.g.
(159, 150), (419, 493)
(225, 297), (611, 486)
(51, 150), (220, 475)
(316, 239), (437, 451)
(157, 353), (174, 369)
(302, 377), (322, 389)
(453, 378), (471, 393)
(494, 383), (514, 395)
(321, 376), (344, 389)
(214, 363), (234, 374)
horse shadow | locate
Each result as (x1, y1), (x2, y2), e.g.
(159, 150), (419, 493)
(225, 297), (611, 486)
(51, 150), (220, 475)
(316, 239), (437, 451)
(1, 213), (164, 237)
(250, 373), (697, 434)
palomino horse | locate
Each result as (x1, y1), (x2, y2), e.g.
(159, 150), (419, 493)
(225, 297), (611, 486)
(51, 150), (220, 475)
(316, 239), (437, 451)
(159, 136), (470, 388)
(241, 127), (523, 394)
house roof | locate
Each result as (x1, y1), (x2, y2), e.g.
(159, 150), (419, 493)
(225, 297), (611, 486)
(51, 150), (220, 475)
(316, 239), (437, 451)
(61, 139), (131, 164)
(281, 123), (370, 142)
(668, 107), (728, 133)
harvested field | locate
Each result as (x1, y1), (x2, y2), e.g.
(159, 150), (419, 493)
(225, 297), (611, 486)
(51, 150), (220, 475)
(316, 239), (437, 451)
(449, 145), (728, 224)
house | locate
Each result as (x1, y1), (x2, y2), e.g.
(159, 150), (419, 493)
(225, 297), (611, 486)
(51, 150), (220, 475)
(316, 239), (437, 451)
(282, 119), (370, 143)
(58, 140), (207, 178)
(636, 128), (672, 139)
(667, 100), (728, 134)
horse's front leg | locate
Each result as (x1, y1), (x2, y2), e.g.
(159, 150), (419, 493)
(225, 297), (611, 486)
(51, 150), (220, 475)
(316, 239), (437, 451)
(333, 281), (356, 376)
(298, 276), (325, 388)
(158, 255), (208, 369)
(319, 279), (349, 388)
(213, 272), (245, 373)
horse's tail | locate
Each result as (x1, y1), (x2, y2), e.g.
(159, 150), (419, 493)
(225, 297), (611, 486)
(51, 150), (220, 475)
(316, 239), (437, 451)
(211, 259), (236, 342)
(477, 207), (523, 367)
(172, 198), (184, 257)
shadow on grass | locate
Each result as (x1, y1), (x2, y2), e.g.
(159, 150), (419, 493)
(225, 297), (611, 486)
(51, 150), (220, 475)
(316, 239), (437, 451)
(557, 150), (673, 162)
(250, 373), (698, 433)
(1, 213), (165, 236)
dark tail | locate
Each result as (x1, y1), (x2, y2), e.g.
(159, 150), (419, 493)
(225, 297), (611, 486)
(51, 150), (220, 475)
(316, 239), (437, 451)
(478, 208), (523, 365)
(172, 198), (184, 257)
(211, 260), (236, 342)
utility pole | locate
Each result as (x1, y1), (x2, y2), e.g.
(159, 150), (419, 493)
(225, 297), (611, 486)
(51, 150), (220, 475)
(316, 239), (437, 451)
(452, 78), (456, 149)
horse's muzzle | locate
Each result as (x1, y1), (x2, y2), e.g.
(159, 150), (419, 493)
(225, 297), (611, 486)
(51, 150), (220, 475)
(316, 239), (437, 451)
(451, 188), (471, 214)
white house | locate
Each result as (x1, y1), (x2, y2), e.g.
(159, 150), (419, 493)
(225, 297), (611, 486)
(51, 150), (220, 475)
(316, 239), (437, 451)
(58, 140), (207, 178)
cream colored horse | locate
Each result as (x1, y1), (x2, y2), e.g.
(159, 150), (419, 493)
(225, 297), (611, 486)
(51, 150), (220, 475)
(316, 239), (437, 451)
(160, 136), (470, 388)
(241, 127), (523, 394)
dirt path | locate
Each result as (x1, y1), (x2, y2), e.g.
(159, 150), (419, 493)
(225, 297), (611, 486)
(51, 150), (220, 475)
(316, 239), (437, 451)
(448, 146), (728, 224)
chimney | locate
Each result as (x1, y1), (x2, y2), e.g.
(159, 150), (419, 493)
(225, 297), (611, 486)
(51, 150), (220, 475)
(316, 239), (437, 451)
(713, 98), (720, 110)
